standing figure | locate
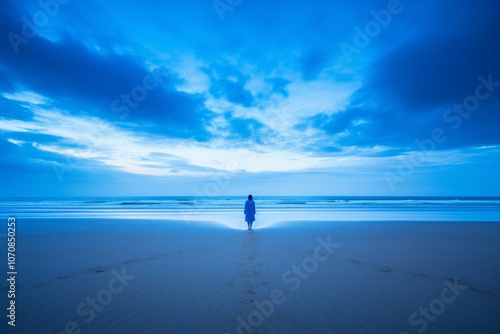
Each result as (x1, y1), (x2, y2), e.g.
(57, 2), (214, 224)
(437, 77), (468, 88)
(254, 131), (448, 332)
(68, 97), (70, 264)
(244, 194), (256, 230)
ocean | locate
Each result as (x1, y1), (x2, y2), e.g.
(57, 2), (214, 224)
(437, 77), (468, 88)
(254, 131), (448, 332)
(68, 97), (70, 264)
(1, 196), (499, 226)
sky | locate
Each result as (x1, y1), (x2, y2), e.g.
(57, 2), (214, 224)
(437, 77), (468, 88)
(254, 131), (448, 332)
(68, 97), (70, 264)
(0, 0), (499, 197)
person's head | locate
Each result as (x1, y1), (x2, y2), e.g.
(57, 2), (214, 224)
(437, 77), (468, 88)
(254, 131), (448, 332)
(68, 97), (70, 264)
(248, 194), (253, 200)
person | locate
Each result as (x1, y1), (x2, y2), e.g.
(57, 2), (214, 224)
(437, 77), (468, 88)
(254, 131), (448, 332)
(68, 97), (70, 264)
(244, 194), (256, 230)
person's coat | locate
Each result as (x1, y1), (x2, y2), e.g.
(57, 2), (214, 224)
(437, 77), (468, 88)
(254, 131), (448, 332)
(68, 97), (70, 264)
(244, 200), (255, 222)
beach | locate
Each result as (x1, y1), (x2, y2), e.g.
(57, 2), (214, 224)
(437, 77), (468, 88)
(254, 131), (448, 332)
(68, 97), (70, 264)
(1, 197), (499, 333)
(2, 0), (499, 333)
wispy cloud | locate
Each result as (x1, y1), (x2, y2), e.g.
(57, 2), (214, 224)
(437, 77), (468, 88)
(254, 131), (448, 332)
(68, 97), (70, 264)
(0, 101), (350, 176)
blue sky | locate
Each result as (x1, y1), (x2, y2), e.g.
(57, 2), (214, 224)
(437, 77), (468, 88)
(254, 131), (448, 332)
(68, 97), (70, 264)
(0, 0), (499, 197)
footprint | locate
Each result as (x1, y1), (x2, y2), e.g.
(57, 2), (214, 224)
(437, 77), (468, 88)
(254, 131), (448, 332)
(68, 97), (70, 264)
(467, 285), (497, 298)
(411, 272), (429, 278)
(376, 266), (392, 273)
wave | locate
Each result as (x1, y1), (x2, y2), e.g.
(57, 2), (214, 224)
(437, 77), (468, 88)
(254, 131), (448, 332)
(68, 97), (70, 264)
(119, 201), (162, 206)
(276, 201), (307, 205)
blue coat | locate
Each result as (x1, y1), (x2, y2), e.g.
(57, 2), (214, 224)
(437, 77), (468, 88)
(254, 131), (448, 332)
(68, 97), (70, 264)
(244, 200), (256, 222)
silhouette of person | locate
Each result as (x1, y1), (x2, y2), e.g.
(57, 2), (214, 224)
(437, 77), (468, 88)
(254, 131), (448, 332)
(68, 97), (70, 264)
(244, 194), (256, 230)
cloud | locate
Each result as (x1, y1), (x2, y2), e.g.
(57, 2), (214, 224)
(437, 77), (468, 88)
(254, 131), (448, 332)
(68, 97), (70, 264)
(206, 62), (254, 108)
(1, 0), (499, 196)
(366, 8), (500, 111)
(0, 102), (357, 177)
(267, 77), (290, 97)
(300, 48), (330, 81)
(302, 0), (500, 153)
(0, 5), (213, 140)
